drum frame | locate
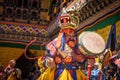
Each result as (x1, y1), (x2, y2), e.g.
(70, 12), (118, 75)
(78, 31), (105, 55)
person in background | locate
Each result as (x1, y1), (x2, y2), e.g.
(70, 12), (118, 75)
(104, 59), (117, 80)
(4, 59), (16, 78)
(90, 63), (100, 80)
(4, 59), (22, 80)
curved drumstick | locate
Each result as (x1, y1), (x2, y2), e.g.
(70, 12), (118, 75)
(24, 37), (43, 60)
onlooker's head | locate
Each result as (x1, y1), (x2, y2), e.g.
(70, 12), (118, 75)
(9, 59), (16, 68)
(94, 63), (99, 69)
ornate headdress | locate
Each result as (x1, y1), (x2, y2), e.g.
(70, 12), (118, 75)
(59, 9), (79, 31)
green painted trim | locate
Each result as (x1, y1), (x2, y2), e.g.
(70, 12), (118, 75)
(86, 12), (120, 31)
(0, 42), (46, 50)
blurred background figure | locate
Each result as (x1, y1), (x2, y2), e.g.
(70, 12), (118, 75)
(4, 60), (16, 78)
(4, 59), (22, 80)
(0, 64), (6, 80)
(91, 63), (100, 80)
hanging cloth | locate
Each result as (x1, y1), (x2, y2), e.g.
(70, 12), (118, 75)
(37, 68), (51, 80)
(58, 69), (73, 80)
(76, 69), (87, 80)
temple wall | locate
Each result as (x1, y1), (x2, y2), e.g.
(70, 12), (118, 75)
(0, 42), (45, 68)
(77, 0), (120, 45)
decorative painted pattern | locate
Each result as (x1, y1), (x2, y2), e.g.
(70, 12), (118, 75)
(0, 23), (48, 36)
(77, 0), (120, 32)
(0, 21), (51, 44)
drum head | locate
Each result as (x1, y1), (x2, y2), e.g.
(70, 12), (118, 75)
(78, 31), (105, 54)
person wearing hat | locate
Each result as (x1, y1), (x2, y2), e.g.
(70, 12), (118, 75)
(90, 63), (100, 80)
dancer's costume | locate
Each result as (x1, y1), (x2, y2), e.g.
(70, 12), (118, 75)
(37, 11), (87, 80)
